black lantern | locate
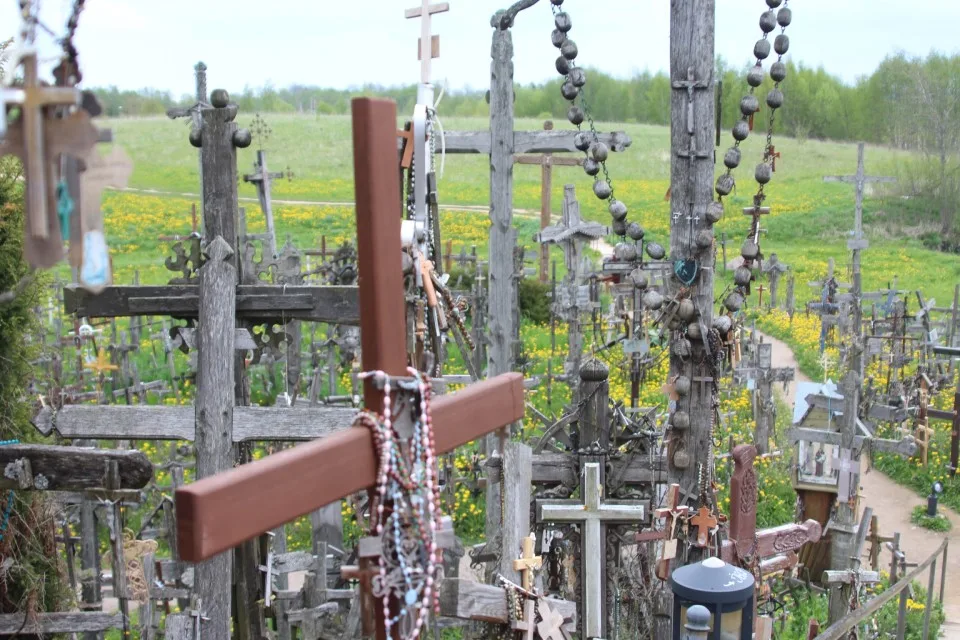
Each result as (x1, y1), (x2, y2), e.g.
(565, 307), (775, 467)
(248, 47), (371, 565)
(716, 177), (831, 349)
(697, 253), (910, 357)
(928, 481), (944, 517)
(670, 557), (755, 640)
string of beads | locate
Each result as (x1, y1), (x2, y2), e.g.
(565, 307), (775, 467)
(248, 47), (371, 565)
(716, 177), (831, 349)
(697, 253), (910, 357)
(357, 369), (441, 640)
(548, 0), (640, 241)
(718, 0), (793, 315)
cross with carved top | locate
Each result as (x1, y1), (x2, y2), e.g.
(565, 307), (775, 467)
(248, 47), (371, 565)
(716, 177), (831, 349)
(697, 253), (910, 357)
(405, 0), (449, 84)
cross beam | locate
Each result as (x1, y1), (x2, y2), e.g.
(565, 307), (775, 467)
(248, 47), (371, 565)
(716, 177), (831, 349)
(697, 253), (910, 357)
(175, 99), (525, 573)
(63, 283), (359, 325)
(437, 129), (630, 155)
(405, 0), (449, 84)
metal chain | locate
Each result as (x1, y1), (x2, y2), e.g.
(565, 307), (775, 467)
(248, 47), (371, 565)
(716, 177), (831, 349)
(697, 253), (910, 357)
(59, 0), (86, 84)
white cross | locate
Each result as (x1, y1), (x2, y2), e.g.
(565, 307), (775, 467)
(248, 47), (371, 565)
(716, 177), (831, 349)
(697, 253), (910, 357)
(405, 0), (449, 84)
(833, 448), (859, 502)
(537, 463), (646, 639)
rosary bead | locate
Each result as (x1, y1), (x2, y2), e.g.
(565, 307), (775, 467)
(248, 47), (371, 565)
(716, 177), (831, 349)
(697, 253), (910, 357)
(759, 10), (777, 33)
(774, 34), (790, 55)
(724, 147), (742, 169)
(673, 338), (692, 358)
(609, 199), (628, 221)
(715, 174), (735, 197)
(590, 141), (609, 162)
(556, 55), (571, 76)
(747, 64), (765, 87)
(777, 7), (792, 27)
(629, 268), (648, 289)
(705, 201), (724, 224)
(611, 219), (627, 236)
(568, 105), (584, 125)
(755, 162), (772, 184)
(671, 411), (690, 430)
(732, 120), (751, 141)
(740, 94), (760, 117)
(583, 158), (600, 176)
(561, 39), (578, 61)
(696, 228), (714, 249)
(551, 29), (566, 48)
(770, 61), (787, 82)
(593, 180), (612, 200)
(766, 0), (782, 7)
(560, 81), (579, 100)
(725, 291), (744, 312)
(569, 67), (587, 87)
(626, 221), (645, 240)
(574, 131), (592, 151)
(614, 242), (638, 261)
(734, 265), (753, 287)
(678, 298), (697, 321)
(754, 38), (771, 60)
(741, 240), (760, 260)
(714, 314), (733, 334)
(642, 290), (664, 311)
(554, 11), (572, 33)
(766, 88), (784, 109)
(189, 129), (202, 148)
(646, 242), (666, 260)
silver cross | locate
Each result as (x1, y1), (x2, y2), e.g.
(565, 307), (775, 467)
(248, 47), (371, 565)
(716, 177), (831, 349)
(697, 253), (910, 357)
(671, 210), (683, 225)
(190, 598), (209, 640)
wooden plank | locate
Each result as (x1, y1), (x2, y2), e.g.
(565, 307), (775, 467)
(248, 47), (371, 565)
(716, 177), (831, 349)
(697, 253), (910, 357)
(352, 97), (407, 410)
(63, 284), (360, 325)
(176, 373), (524, 562)
(35, 405), (357, 442)
(0, 612), (123, 634)
(438, 579), (576, 631)
(0, 444), (152, 491)
(441, 130), (629, 155)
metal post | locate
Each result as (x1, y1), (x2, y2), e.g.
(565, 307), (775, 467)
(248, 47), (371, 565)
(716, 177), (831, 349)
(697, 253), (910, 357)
(896, 591), (907, 640)
(922, 557), (936, 640)
(940, 540), (948, 604)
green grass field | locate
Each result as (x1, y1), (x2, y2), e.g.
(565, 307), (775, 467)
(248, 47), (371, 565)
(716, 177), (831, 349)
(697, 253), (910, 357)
(100, 114), (960, 306)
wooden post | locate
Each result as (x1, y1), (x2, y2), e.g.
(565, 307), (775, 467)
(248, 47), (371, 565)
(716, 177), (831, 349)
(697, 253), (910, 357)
(193, 89), (243, 640)
(667, 0), (715, 527)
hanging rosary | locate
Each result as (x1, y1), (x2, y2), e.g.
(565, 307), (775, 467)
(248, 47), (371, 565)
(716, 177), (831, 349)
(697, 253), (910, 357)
(718, 0), (793, 315)
(355, 369), (441, 640)
(547, 0), (641, 243)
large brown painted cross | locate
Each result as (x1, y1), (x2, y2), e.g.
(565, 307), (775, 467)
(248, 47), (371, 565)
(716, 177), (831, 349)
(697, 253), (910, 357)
(175, 98), (524, 639)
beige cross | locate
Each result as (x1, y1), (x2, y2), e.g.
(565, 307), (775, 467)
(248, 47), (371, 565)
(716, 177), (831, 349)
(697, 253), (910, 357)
(512, 532), (543, 591)
(405, 0), (449, 84)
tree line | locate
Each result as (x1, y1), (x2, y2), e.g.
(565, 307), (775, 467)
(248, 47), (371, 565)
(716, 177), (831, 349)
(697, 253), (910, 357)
(91, 51), (960, 236)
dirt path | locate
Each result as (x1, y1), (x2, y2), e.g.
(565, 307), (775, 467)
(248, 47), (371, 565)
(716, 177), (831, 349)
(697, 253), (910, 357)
(758, 330), (960, 632)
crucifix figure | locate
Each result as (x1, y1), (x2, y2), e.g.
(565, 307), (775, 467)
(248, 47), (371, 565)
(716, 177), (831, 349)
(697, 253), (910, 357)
(762, 253), (789, 310)
(513, 532), (543, 591)
(174, 98), (525, 640)
(516, 122), (585, 282)
(650, 483), (689, 581)
(537, 462), (646, 639)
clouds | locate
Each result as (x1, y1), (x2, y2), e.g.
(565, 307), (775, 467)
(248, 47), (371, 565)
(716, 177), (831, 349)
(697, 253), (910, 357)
(1, 0), (957, 95)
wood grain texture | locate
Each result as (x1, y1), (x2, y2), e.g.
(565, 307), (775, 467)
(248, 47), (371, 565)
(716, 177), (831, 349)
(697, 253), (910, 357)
(35, 405), (356, 442)
(0, 444), (152, 491)
(176, 373), (524, 562)
(438, 579), (575, 631)
(497, 442), (532, 583)
(351, 98), (407, 411)
(0, 612), (123, 633)
(63, 284), (359, 325)
(442, 130), (630, 155)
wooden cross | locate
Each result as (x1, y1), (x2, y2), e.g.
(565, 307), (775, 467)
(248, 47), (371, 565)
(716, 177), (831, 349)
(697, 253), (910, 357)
(174, 98), (525, 640)
(405, 0), (449, 84)
(396, 126), (414, 169)
(769, 145), (782, 172)
(650, 483), (689, 580)
(823, 143), (895, 252)
(689, 506), (717, 548)
(537, 462), (647, 639)
(537, 599), (572, 640)
(84, 348), (119, 376)
(243, 149), (285, 257)
(511, 598), (537, 640)
(513, 532), (543, 591)
(0, 54), (99, 268)
(515, 122), (585, 282)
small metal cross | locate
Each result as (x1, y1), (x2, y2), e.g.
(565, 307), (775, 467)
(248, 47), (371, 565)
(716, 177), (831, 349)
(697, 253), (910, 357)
(190, 598), (209, 640)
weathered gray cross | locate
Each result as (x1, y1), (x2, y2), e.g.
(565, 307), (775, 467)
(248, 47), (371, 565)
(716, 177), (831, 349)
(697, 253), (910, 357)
(537, 462), (647, 639)
(243, 149), (286, 257)
(733, 342), (794, 453)
(823, 143), (896, 255)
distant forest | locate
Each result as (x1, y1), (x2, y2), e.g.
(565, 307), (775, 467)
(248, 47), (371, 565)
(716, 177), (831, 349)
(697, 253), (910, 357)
(93, 53), (959, 150)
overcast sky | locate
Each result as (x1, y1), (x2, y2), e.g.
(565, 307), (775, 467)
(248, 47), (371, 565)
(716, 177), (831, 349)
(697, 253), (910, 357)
(3, 0), (958, 97)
